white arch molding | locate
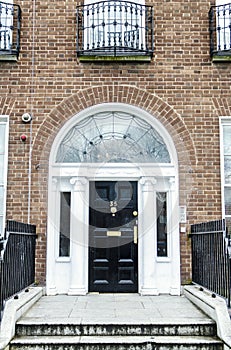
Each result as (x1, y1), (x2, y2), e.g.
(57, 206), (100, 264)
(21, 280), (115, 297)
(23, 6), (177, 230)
(46, 103), (180, 295)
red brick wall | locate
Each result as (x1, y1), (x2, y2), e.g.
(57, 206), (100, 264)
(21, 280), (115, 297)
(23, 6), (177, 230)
(1, 0), (230, 285)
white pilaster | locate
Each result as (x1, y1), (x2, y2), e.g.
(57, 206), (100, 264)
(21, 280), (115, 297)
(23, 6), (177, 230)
(139, 177), (159, 295)
(68, 177), (88, 295)
(168, 177), (181, 295)
(46, 177), (59, 295)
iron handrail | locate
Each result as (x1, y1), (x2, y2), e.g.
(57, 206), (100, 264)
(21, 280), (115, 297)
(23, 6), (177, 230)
(0, 221), (37, 320)
(0, 1), (21, 57)
(76, 0), (154, 57)
(209, 2), (231, 57)
(191, 219), (231, 307)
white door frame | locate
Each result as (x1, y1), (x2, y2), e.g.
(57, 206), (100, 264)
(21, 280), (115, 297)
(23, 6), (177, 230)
(46, 104), (180, 295)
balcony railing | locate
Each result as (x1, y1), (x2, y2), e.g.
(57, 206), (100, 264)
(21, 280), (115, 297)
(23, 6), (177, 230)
(209, 3), (231, 59)
(76, 0), (154, 60)
(0, 1), (21, 60)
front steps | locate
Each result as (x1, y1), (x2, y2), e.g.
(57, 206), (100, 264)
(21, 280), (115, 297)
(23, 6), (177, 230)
(10, 319), (223, 349)
(10, 335), (223, 350)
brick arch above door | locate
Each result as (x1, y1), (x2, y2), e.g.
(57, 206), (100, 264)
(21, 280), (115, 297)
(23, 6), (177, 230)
(33, 85), (196, 172)
(29, 85), (197, 285)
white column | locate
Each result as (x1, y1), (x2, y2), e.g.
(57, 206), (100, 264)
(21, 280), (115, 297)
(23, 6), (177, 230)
(139, 177), (159, 295)
(68, 177), (88, 295)
(168, 177), (181, 295)
(46, 177), (59, 295)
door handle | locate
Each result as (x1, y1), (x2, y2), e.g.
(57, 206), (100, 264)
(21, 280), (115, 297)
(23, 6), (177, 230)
(134, 225), (138, 244)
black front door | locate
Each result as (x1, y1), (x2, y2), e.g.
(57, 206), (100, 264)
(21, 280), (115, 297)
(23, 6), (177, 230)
(89, 181), (138, 293)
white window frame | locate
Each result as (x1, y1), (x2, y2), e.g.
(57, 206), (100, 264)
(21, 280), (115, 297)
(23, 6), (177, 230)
(0, 116), (9, 237)
(220, 117), (231, 234)
(216, 0), (231, 51)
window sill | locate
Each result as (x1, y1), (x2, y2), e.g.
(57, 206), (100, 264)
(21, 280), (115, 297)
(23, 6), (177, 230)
(156, 257), (171, 263)
(211, 50), (231, 62)
(56, 257), (71, 263)
(212, 55), (231, 62)
(0, 52), (18, 62)
(78, 55), (152, 63)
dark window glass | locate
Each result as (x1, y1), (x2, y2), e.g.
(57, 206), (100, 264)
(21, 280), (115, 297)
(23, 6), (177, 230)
(59, 192), (71, 257)
(157, 192), (167, 257)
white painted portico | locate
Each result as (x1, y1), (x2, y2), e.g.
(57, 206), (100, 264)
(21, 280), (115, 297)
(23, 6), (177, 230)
(46, 103), (180, 296)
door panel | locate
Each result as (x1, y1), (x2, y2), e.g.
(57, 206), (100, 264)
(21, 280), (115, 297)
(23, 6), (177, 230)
(89, 181), (138, 293)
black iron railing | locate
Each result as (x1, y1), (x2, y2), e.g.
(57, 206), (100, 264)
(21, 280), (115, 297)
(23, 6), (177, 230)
(0, 221), (37, 319)
(190, 219), (231, 307)
(0, 1), (21, 58)
(76, 0), (154, 57)
(209, 3), (231, 57)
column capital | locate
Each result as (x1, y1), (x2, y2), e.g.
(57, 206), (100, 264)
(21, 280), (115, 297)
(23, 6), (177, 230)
(139, 177), (157, 191)
(169, 177), (176, 190)
(70, 177), (88, 191)
(51, 177), (58, 191)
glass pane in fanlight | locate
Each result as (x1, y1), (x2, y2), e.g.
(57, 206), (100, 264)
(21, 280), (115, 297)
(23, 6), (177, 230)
(225, 187), (231, 215)
(223, 126), (231, 155)
(56, 112), (171, 163)
(0, 125), (6, 154)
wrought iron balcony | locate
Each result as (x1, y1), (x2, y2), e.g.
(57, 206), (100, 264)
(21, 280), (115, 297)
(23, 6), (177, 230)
(76, 0), (154, 61)
(0, 1), (21, 61)
(209, 2), (231, 60)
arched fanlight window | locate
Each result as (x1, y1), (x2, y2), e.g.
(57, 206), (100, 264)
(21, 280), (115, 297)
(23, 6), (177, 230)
(56, 112), (171, 163)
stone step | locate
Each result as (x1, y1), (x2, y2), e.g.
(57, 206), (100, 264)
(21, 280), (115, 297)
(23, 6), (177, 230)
(15, 319), (217, 337)
(10, 335), (223, 350)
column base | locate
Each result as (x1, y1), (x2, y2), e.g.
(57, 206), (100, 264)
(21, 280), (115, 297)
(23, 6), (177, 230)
(140, 287), (159, 295)
(46, 286), (58, 296)
(68, 287), (88, 295)
(169, 286), (181, 296)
